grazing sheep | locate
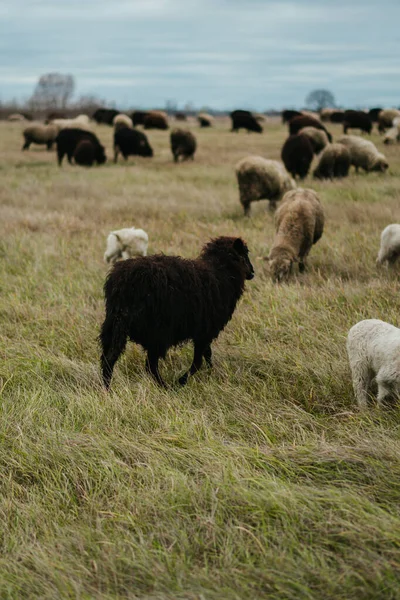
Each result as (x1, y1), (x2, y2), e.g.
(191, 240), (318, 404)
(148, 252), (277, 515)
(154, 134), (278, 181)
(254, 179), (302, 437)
(337, 135), (389, 173)
(144, 111), (169, 130)
(343, 110), (372, 134)
(197, 113), (214, 127)
(56, 129), (106, 166)
(175, 112), (187, 121)
(46, 111), (67, 122)
(281, 134), (314, 179)
(230, 110), (262, 133)
(92, 108), (119, 125)
(22, 123), (59, 151)
(266, 188), (324, 282)
(289, 115), (332, 142)
(170, 128), (197, 162)
(113, 113), (133, 131)
(299, 126), (330, 154)
(282, 109), (302, 124)
(100, 236), (254, 389)
(114, 128), (153, 162)
(235, 156), (296, 216)
(347, 319), (400, 408)
(73, 139), (97, 167)
(313, 143), (351, 179)
(319, 108), (335, 122)
(104, 227), (149, 264)
(376, 224), (400, 266)
(378, 109), (400, 133)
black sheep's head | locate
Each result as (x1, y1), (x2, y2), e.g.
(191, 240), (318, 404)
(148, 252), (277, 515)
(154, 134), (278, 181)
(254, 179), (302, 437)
(140, 138), (153, 157)
(233, 238), (254, 280)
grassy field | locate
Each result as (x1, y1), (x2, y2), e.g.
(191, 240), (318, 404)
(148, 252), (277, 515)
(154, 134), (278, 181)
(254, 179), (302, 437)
(1, 118), (400, 599)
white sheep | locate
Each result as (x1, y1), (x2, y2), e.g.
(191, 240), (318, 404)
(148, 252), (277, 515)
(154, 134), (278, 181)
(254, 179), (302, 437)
(235, 156), (296, 215)
(376, 224), (400, 267)
(104, 227), (149, 264)
(113, 113), (133, 131)
(347, 319), (400, 407)
(337, 135), (388, 173)
(383, 118), (400, 145)
(50, 116), (92, 131)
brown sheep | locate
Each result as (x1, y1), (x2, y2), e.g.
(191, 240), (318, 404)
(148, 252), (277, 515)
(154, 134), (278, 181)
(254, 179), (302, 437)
(266, 189), (324, 282)
(144, 111), (169, 130)
(170, 128), (197, 162)
(289, 115), (332, 142)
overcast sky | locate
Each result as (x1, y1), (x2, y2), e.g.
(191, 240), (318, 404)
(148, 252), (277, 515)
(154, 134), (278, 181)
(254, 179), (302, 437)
(1, 0), (399, 111)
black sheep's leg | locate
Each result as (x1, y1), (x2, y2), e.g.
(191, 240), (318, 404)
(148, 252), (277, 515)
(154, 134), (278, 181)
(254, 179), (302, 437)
(146, 350), (166, 388)
(67, 152), (73, 165)
(100, 318), (127, 390)
(203, 345), (212, 367)
(179, 341), (205, 386)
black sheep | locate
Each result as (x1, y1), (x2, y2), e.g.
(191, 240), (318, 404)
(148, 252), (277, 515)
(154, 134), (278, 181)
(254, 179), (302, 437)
(100, 237), (254, 389)
(343, 110), (372, 134)
(230, 110), (262, 133)
(131, 110), (149, 126)
(281, 134), (314, 179)
(92, 108), (119, 125)
(289, 115), (332, 142)
(113, 128), (153, 162)
(56, 129), (106, 166)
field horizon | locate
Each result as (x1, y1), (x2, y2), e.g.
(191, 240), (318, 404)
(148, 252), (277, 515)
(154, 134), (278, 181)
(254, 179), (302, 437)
(1, 118), (400, 599)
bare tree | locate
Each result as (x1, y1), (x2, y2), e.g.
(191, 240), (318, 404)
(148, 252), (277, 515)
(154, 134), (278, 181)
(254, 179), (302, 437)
(305, 89), (335, 111)
(30, 73), (75, 110)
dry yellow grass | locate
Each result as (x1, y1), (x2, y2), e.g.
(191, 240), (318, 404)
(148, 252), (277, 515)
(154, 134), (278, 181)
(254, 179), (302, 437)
(1, 118), (400, 599)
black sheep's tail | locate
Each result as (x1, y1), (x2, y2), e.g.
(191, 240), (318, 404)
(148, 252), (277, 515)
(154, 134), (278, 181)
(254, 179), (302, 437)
(99, 314), (127, 389)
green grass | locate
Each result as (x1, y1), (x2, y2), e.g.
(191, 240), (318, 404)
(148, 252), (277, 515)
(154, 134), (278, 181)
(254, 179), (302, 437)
(1, 118), (400, 599)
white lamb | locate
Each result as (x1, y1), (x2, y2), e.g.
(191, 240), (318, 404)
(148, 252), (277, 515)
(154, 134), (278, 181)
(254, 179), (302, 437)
(376, 224), (400, 267)
(104, 227), (148, 264)
(347, 319), (400, 408)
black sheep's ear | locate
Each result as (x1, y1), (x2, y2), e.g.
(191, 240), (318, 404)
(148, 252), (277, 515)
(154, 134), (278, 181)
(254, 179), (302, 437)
(233, 238), (245, 254)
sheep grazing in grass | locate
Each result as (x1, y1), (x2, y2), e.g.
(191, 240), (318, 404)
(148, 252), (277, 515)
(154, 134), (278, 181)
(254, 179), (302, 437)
(113, 113), (133, 131)
(113, 128), (153, 162)
(92, 108), (119, 125)
(131, 111), (149, 127)
(319, 108), (335, 122)
(368, 107), (383, 123)
(56, 129), (106, 166)
(144, 111), (169, 130)
(376, 224), (400, 267)
(313, 143), (351, 180)
(230, 110), (263, 133)
(289, 115), (332, 142)
(343, 110), (372, 135)
(170, 128), (197, 162)
(8, 113), (26, 122)
(266, 188), (324, 282)
(104, 227), (149, 264)
(100, 236), (254, 389)
(281, 134), (314, 179)
(337, 135), (389, 173)
(347, 319), (400, 408)
(198, 113), (214, 128)
(235, 156), (296, 216)
(50, 115), (92, 131)
(22, 123), (59, 151)
(298, 126), (330, 154)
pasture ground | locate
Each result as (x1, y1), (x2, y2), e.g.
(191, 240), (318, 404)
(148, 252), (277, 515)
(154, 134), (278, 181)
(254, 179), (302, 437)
(1, 118), (400, 599)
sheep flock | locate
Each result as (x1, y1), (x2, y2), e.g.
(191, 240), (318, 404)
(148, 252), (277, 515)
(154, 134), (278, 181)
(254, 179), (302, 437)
(4, 105), (400, 402)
